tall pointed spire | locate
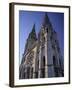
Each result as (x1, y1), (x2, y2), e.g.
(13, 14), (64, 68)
(24, 24), (37, 54)
(30, 24), (37, 40)
(42, 12), (51, 27)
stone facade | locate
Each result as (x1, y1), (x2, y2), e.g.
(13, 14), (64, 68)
(19, 13), (64, 79)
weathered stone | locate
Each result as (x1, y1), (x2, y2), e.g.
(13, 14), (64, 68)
(19, 13), (64, 79)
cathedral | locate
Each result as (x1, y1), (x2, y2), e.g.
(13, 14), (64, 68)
(19, 13), (64, 79)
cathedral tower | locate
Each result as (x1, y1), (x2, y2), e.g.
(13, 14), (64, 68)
(37, 13), (64, 78)
(19, 13), (64, 79)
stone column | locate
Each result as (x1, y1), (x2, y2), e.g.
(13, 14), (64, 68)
(33, 47), (37, 78)
(55, 46), (62, 77)
(45, 33), (48, 78)
(45, 33), (55, 77)
(38, 46), (42, 78)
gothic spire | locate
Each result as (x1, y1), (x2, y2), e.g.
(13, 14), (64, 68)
(24, 24), (37, 55)
(42, 12), (51, 27)
(29, 24), (37, 40)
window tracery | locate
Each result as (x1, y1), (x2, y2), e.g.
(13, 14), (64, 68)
(26, 51), (34, 66)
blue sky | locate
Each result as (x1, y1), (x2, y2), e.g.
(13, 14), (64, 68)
(19, 11), (64, 64)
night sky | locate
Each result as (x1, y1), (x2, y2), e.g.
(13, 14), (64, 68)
(19, 11), (64, 64)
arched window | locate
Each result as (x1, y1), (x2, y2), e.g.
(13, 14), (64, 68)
(43, 37), (45, 42)
(53, 56), (56, 65)
(27, 67), (30, 79)
(35, 60), (39, 78)
(46, 28), (48, 33)
(59, 59), (64, 77)
(41, 56), (45, 78)
(31, 67), (33, 78)
(59, 59), (61, 67)
(38, 60), (39, 70)
(53, 56), (59, 77)
(35, 72), (38, 78)
(23, 68), (25, 79)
